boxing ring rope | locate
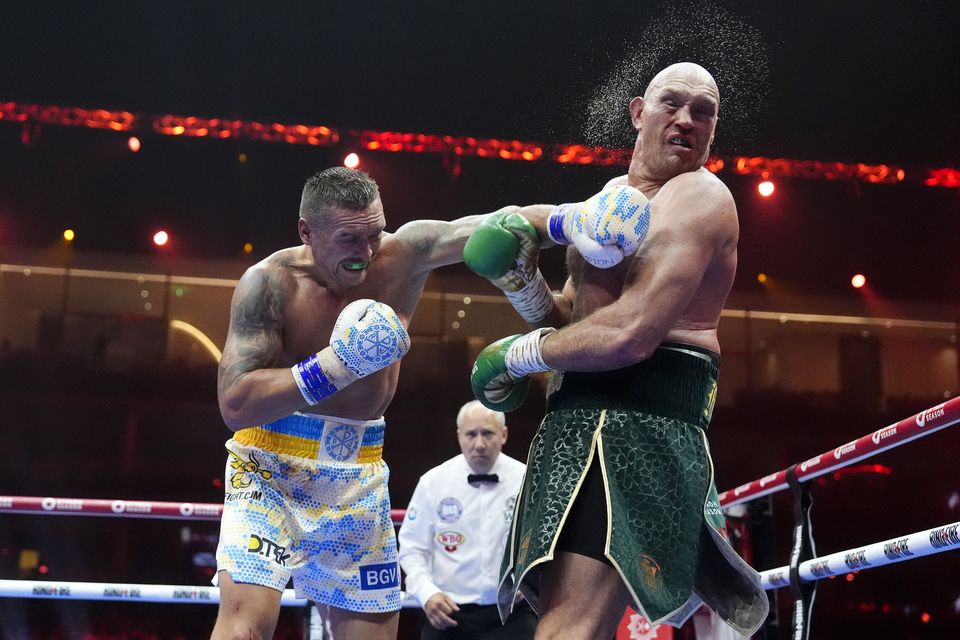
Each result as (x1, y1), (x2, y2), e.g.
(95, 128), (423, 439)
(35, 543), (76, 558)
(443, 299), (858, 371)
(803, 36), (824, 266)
(716, 396), (960, 509)
(2, 397), (960, 610)
(0, 579), (418, 608)
(0, 496), (406, 526)
(757, 519), (960, 590)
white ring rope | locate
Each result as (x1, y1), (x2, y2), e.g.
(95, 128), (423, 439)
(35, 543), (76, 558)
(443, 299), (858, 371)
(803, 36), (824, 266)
(0, 579), (419, 607)
(759, 520), (960, 590)
(3, 398), (958, 611)
(3, 519), (958, 602)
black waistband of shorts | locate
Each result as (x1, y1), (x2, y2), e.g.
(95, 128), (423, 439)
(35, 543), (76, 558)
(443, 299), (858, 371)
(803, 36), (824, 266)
(546, 342), (720, 427)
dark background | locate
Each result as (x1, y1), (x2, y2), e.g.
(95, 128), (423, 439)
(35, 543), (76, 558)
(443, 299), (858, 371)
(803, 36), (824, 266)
(0, 1), (958, 304)
(1, 2), (959, 638)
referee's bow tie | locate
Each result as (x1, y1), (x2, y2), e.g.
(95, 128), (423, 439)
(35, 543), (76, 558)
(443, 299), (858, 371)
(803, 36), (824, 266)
(467, 473), (499, 484)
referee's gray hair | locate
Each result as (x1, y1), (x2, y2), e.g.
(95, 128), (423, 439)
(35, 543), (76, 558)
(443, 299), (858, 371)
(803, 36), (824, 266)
(455, 400), (506, 430)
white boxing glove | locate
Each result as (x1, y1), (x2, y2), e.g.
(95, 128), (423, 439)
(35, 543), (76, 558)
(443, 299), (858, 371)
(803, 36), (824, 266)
(291, 299), (411, 405)
(547, 185), (652, 268)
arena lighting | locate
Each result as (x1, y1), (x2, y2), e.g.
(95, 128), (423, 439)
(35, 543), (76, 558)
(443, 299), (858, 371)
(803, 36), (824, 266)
(243, 242), (253, 254)
(3, 101), (958, 188)
(343, 152), (360, 169)
(851, 273), (867, 289)
(152, 230), (169, 247)
(757, 180), (775, 197)
(62, 229), (75, 242)
(757, 273), (768, 284)
(127, 136), (141, 152)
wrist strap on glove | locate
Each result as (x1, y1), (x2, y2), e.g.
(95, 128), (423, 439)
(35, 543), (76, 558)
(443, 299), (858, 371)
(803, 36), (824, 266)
(503, 270), (554, 323)
(505, 327), (556, 378)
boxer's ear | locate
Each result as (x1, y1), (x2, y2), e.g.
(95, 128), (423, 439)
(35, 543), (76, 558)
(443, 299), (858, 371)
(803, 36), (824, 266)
(298, 218), (312, 245)
(629, 97), (645, 129)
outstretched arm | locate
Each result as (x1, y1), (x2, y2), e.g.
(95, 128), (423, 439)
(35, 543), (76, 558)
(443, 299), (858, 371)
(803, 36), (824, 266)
(392, 214), (491, 273)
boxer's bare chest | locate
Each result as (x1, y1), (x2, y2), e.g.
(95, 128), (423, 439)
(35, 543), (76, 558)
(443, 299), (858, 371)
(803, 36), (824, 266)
(279, 247), (429, 364)
(567, 248), (635, 322)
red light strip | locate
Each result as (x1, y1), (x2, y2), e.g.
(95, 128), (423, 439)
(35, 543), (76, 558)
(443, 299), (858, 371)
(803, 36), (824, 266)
(1, 101), (956, 187)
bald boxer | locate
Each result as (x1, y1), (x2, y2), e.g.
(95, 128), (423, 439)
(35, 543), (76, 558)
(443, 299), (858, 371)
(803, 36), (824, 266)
(212, 167), (500, 640)
(467, 63), (769, 639)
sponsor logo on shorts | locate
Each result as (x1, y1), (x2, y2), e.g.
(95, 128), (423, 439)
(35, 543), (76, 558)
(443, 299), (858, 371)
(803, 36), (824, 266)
(437, 531), (466, 552)
(704, 499), (723, 518)
(228, 450), (273, 489)
(638, 554), (664, 592)
(225, 490), (263, 502)
(324, 424), (360, 461)
(808, 560), (832, 577)
(929, 524), (960, 550)
(916, 403), (946, 428)
(834, 442), (856, 460)
(247, 534), (291, 566)
(844, 549), (870, 570)
(517, 531), (532, 566)
(437, 497), (463, 523)
(703, 380), (718, 421)
(883, 538), (913, 560)
(871, 425), (897, 446)
(359, 562), (400, 590)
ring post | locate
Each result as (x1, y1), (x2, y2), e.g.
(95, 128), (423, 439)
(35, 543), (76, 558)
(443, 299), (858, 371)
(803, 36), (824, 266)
(786, 467), (816, 640)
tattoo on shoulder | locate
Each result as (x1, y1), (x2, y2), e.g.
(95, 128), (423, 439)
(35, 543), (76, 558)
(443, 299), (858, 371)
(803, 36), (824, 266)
(218, 266), (288, 394)
(233, 267), (287, 334)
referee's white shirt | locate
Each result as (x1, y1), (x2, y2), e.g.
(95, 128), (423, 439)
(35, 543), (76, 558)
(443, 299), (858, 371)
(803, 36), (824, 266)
(398, 453), (525, 607)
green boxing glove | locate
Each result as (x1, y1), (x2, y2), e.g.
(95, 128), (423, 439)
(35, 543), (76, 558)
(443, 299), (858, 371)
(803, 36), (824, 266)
(463, 210), (527, 282)
(464, 210), (554, 323)
(470, 328), (555, 412)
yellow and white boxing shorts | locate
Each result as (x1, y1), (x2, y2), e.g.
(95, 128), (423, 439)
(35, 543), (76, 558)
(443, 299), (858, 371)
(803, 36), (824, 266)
(214, 412), (400, 612)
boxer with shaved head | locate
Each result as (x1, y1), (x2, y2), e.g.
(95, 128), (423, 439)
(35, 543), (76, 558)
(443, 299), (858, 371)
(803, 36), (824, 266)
(466, 63), (769, 639)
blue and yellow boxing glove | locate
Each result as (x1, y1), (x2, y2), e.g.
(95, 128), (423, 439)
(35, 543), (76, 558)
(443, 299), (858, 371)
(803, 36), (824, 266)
(291, 299), (410, 405)
(547, 184), (651, 268)
(463, 210), (554, 324)
(470, 327), (556, 412)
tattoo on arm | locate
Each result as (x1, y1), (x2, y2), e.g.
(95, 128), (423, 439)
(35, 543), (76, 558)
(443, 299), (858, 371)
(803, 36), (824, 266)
(217, 268), (287, 398)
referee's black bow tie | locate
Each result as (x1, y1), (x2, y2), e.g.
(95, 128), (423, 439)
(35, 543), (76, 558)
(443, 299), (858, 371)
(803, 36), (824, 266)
(467, 473), (499, 484)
